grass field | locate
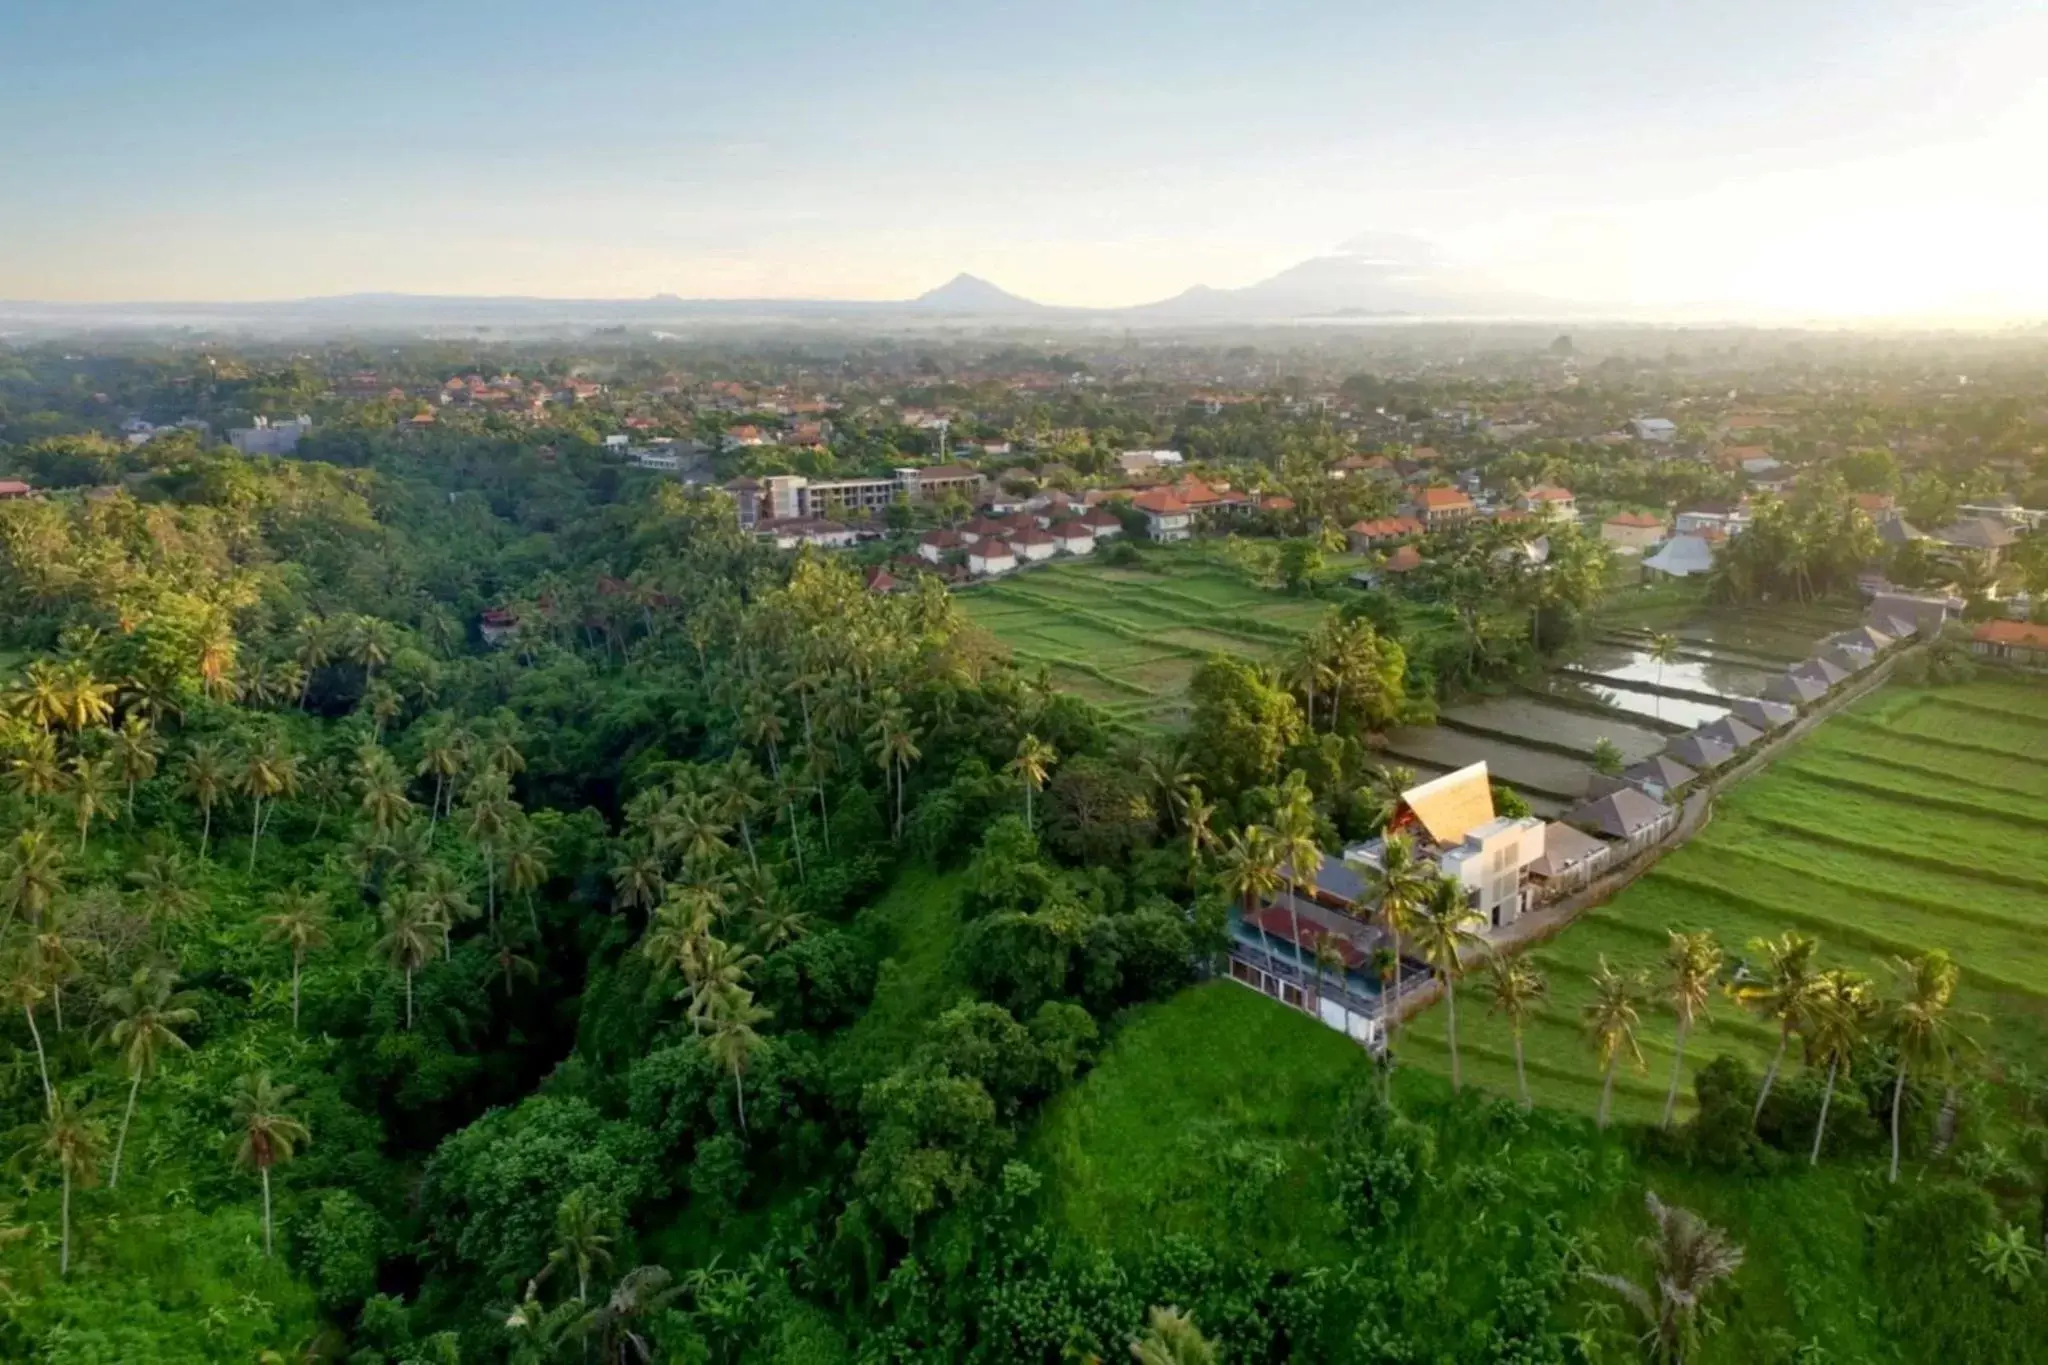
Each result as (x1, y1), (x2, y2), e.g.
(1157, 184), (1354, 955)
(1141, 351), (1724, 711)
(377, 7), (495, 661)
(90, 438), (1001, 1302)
(956, 549), (1338, 730)
(1401, 675), (2048, 1119)
(1031, 981), (1890, 1362)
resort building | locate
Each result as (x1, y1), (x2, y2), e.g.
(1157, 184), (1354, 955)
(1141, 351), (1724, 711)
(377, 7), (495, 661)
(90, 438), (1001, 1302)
(1971, 619), (2048, 669)
(1344, 763), (1547, 931)
(1601, 510), (1667, 552)
(1130, 488), (1194, 541)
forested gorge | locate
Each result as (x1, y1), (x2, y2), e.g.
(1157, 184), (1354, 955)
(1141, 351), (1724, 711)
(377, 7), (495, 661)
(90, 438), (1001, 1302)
(0, 433), (1403, 1361)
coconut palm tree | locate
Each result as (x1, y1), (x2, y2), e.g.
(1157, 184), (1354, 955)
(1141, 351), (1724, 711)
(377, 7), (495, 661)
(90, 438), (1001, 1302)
(110, 714), (161, 819)
(704, 987), (771, 1133)
(1272, 779), (1323, 968)
(1660, 931), (1723, 1128)
(539, 1187), (615, 1304)
(6, 731), (63, 810)
(238, 737), (300, 873)
(610, 845), (664, 916)
(375, 897), (441, 1029)
(415, 724), (469, 834)
(1588, 1192), (1745, 1365)
(1585, 956), (1647, 1130)
(1805, 969), (1876, 1165)
(229, 1072), (309, 1259)
(0, 826), (65, 931)
(865, 696), (922, 841)
(1130, 1304), (1219, 1365)
(2, 959), (55, 1115)
(1882, 949), (1973, 1184)
(21, 1091), (105, 1277)
(1006, 733), (1058, 833)
(462, 768), (518, 926)
(8, 659), (70, 730)
(1182, 784), (1217, 867)
(126, 852), (199, 935)
(260, 890), (331, 1032)
(1483, 954), (1549, 1109)
(1411, 879), (1486, 1090)
(710, 752), (769, 874)
(1312, 935), (1348, 1011)
(1369, 833), (1436, 1040)
(99, 966), (198, 1189)
(65, 754), (115, 853)
(1731, 932), (1822, 1125)
(1218, 826), (1284, 978)
(1647, 632), (1681, 721)
(414, 861), (479, 954)
(345, 615), (397, 686)
(501, 819), (550, 939)
(573, 1263), (681, 1365)
(356, 748), (414, 837)
(56, 662), (115, 732)
(179, 740), (229, 861)
(291, 615), (340, 708)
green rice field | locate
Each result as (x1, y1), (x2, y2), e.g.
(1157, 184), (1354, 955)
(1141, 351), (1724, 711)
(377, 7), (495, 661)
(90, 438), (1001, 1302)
(956, 549), (1336, 729)
(1401, 676), (2048, 1121)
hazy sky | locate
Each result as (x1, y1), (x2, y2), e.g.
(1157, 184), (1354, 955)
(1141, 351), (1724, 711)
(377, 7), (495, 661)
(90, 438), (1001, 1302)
(4, 0), (2045, 318)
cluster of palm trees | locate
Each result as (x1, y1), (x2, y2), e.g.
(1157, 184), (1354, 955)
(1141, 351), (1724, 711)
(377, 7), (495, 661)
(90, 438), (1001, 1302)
(1562, 930), (1972, 1166)
(4, 661), (162, 855)
(618, 773), (808, 1131)
(1279, 614), (1408, 736)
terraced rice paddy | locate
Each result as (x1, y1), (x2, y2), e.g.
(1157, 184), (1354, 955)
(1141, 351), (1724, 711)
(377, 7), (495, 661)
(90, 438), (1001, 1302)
(956, 553), (1335, 730)
(1402, 676), (2048, 1121)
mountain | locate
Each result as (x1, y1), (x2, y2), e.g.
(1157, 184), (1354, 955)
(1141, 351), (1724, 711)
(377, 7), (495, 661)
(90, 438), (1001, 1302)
(1133, 235), (1576, 320)
(910, 273), (1051, 314)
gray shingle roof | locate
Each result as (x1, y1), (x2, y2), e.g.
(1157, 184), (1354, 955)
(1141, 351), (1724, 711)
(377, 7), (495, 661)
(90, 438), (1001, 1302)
(1566, 788), (1675, 839)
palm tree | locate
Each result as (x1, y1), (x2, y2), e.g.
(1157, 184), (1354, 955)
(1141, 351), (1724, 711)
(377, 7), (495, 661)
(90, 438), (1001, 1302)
(1137, 743), (1195, 839)
(20, 1092), (105, 1277)
(572, 1264), (681, 1364)
(1804, 969), (1875, 1165)
(1647, 631), (1681, 721)
(56, 662), (115, 732)
(110, 715), (161, 818)
(416, 723), (470, 834)
(1588, 1192), (1745, 1365)
(1584, 956), (1646, 1130)
(375, 897), (441, 1029)
(356, 748), (415, 837)
(501, 819), (550, 939)
(260, 890), (332, 1032)
(1369, 833), (1436, 1041)
(8, 659), (70, 730)
(1660, 931), (1723, 1129)
(239, 737), (300, 873)
(126, 852), (199, 935)
(1483, 955), (1548, 1109)
(291, 615), (340, 708)
(1731, 932), (1821, 1125)
(229, 1072), (309, 1259)
(1312, 935), (1348, 1012)
(6, 731), (63, 809)
(0, 826), (65, 931)
(610, 845), (664, 916)
(415, 861), (479, 954)
(1130, 1305), (1219, 1365)
(540, 1187), (615, 1304)
(704, 988), (772, 1133)
(1182, 784), (1217, 867)
(346, 614), (397, 685)
(485, 927), (541, 997)
(1412, 879), (1485, 1090)
(180, 741), (229, 861)
(865, 697), (922, 841)
(2, 959), (55, 1115)
(66, 754), (115, 853)
(710, 753), (769, 873)
(462, 768), (517, 926)
(99, 966), (198, 1189)
(1218, 826), (1284, 978)
(1883, 949), (1971, 1184)
(1272, 777), (1322, 979)
(1006, 733), (1057, 833)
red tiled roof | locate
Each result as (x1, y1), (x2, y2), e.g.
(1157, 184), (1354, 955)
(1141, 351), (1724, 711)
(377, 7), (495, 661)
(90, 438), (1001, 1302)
(1417, 487), (1473, 510)
(973, 539), (1015, 558)
(1524, 485), (1574, 502)
(1974, 620), (2048, 649)
(921, 529), (965, 548)
(1132, 488), (1190, 514)
(1383, 544), (1424, 572)
(1605, 511), (1665, 528)
(1349, 515), (1423, 539)
(1010, 528), (1056, 546)
(1263, 495), (1296, 511)
(0, 480), (33, 496)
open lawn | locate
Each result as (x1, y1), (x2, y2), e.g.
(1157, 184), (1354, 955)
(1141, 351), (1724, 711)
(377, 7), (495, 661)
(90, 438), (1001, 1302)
(957, 549), (1333, 730)
(1402, 675), (2048, 1119)
(1031, 981), (1893, 1363)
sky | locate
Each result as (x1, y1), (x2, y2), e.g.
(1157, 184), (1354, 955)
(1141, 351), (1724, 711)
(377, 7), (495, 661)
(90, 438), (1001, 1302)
(3, 0), (2045, 320)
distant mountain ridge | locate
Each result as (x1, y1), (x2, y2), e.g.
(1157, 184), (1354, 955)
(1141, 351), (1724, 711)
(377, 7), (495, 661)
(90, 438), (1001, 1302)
(0, 247), (1579, 326)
